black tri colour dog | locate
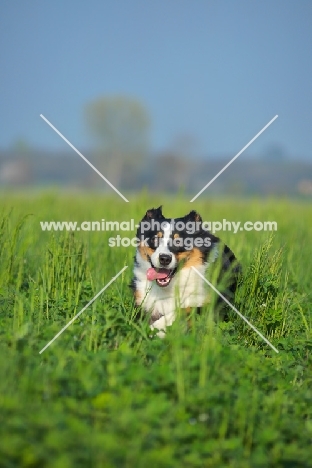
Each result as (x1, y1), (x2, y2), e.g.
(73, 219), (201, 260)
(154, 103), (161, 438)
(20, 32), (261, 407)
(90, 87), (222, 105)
(131, 207), (241, 337)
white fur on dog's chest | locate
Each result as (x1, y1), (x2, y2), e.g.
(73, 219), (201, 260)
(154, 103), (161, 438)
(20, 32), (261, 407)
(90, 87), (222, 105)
(134, 258), (209, 335)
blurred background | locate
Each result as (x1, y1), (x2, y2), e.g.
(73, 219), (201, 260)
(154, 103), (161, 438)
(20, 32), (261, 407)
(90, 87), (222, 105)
(1, 0), (312, 196)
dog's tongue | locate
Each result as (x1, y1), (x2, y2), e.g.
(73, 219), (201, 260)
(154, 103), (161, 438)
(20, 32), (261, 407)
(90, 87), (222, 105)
(147, 267), (169, 281)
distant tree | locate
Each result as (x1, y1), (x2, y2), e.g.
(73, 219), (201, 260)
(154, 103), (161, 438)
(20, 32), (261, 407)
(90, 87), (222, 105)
(262, 143), (287, 162)
(170, 133), (200, 160)
(11, 137), (32, 155)
(84, 95), (150, 187)
(151, 152), (188, 192)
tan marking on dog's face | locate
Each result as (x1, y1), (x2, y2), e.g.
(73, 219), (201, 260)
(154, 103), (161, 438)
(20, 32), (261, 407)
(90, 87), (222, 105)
(174, 233), (179, 239)
(138, 242), (154, 261)
(180, 248), (203, 268)
(156, 232), (163, 238)
(176, 251), (190, 262)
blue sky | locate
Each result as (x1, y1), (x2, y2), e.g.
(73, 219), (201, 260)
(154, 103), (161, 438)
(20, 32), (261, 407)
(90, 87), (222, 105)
(1, 0), (312, 159)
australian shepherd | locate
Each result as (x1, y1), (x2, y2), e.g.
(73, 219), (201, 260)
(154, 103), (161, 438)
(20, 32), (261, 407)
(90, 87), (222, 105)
(131, 206), (240, 337)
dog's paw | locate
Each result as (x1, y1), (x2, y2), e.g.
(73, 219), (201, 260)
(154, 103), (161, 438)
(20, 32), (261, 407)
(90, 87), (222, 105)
(150, 313), (175, 338)
(149, 329), (166, 339)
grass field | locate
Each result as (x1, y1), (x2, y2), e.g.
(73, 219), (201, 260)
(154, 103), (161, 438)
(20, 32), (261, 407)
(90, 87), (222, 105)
(0, 190), (312, 467)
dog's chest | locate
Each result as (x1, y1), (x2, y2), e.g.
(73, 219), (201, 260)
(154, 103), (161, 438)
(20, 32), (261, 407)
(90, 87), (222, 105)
(135, 263), (209, 317)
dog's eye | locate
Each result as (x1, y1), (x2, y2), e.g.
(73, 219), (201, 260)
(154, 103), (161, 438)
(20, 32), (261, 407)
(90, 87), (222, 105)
(149, 235), (160, 248)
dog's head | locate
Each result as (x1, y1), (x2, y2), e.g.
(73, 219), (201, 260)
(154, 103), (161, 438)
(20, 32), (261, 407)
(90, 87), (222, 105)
(136, 206), (217, 288)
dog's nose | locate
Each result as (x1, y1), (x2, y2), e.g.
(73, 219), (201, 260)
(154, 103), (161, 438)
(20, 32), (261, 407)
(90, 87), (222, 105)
(159, 253), (172, 266)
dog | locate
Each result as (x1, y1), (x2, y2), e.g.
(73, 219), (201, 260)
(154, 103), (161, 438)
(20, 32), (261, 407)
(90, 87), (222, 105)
(131, 206), (241, 337)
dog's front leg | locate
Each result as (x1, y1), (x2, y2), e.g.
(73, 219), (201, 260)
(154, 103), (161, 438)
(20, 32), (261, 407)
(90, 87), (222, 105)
(150, 312), (176, 338)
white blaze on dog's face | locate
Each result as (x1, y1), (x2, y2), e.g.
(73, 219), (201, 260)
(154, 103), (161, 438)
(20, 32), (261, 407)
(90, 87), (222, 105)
(150, 221), (177, 271)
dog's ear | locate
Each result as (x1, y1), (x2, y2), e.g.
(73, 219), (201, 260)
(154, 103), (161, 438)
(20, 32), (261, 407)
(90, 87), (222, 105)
(184, 210), (202, 223)
(144, 206), (163, 220)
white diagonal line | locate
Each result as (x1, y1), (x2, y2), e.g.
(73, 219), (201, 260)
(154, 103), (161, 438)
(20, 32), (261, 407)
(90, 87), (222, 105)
(40, 114), (129, 203)
(191, 266), (279, 353)
(39, 266), (128, 354)
(190, 115), (278, 202)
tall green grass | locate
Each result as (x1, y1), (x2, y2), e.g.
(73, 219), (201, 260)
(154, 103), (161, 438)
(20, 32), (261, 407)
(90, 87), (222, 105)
(0, 191), (311, 467)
